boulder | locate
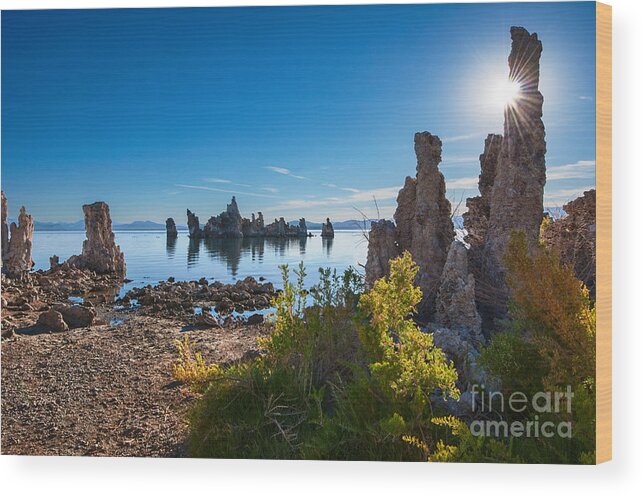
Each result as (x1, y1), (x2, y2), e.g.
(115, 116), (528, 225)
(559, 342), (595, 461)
(246, 313), (264, 325)
(37, 309), (69, 332)
(53, 303), (96, 328)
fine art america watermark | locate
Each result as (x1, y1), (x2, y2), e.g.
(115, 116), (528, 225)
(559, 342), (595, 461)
(469, 385), (574, 439)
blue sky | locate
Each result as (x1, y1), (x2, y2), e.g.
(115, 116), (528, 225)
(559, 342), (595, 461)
(1, 3), (596, 223)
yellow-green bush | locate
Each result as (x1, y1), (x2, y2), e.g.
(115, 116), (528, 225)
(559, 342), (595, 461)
(183, 253), (460, 460)
(179, 239), (596, 463)
(172, 334), (221, 386)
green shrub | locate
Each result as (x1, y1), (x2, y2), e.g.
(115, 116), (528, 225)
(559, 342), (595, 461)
(184, 254), (460, 461)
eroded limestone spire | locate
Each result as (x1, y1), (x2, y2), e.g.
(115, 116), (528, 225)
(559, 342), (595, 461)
(480, 26), (547, 320)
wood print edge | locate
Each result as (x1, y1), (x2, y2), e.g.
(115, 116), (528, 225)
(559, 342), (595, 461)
(595, 0), (612, 464)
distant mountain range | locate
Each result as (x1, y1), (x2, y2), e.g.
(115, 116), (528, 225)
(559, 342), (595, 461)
(30, 220), (187, 231)
(28, 218), (386, 232)
(26, 212), (557, 232)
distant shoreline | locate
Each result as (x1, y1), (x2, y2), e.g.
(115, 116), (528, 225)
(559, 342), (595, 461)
(31, 227), (371, 233)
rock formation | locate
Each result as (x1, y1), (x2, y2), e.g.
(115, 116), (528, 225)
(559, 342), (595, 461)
(393, 132), (455, 319)
(3, 204), (35, 278)
(435, 241), (483, 341)
(186, 197), (310, 239)
(437, 27), (547, 331)
(263, 216), (308, 238)
(166, 218), (178, 238)
(364, 132), (454, 320)
(462, 134), (503, 250)
(297, 218), (308, 237)
(66, 202), (126, 275)
(479, 27), (546, 316)
(1, 191), (8, 263)
(265, 217), (287, 237)
(187, 209), (202, 239)
(50, 255), (60, 270)
(541, 189), (596, 300)
(203, 196), (244, 238)
(321, 218), (335, 238)
(364, 220), (399, 288)
(242, 212), (265, 237)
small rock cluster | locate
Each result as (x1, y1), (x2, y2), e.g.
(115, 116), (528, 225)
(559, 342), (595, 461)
(1, 265), (123, 334)
(37, 303), (96, 332)
(182, 196), (310, 240)
(117, 276), (275, 318)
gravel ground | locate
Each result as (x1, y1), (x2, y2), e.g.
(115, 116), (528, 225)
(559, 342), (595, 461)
(1, 313), (268, 457)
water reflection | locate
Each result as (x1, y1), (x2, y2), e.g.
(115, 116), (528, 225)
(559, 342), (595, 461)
(187, 238), (201, 267)
(166, 236), (177, 258)
(31, 230), (367, 292)
(202, 237), (243, 277)
(322, 237), (333, 256)
(188, 236), (314, 277)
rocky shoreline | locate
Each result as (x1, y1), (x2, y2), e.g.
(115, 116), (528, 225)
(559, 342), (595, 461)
(1, 194), (279, 456)
(1, 261), (277, 456)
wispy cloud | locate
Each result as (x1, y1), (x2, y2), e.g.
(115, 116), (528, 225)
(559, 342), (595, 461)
(205, 177), (252, 188)
(176, 184), (277, 199)
(323, 182), (360, 193)
(265, 166), (307, 180)
(442, 155), (479, 165)
(579, 95), (594, 101)
(442, 133), (483, 144)
(270, 186), (401, 213)
(446, 176), (479, 189)
(262, 187), (279, 194)
(547, 160), (595, 181)
(544, 187), (594, 206)
(205, 178), (232, 184)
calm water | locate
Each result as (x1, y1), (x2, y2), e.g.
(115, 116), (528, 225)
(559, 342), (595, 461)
(33, 230), (369, 292)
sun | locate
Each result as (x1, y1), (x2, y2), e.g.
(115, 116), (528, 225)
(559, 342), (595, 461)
(496, 79), (522, 108)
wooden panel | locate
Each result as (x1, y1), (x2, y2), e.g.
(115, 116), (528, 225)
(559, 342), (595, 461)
(595, 0), (612, 464)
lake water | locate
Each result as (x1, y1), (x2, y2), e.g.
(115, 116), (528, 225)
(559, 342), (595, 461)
(33, 230), (369, 292)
